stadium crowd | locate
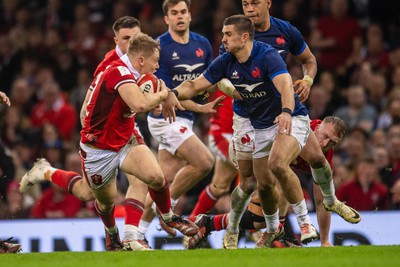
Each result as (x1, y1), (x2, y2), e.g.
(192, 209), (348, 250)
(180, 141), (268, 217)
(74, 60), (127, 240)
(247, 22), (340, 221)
(0, 0), (400, 234)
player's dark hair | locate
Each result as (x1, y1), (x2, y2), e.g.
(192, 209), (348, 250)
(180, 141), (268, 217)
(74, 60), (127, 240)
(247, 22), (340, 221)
(162, 0), (191, 15)
(112, 16), (141, 35)
(323, 116), (346, 143)
(223, 14), (254, 40)
(128, 32), (160, 57)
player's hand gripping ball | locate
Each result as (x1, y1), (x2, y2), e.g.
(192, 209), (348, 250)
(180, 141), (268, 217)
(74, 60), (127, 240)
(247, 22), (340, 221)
(137, 73), (161, 94)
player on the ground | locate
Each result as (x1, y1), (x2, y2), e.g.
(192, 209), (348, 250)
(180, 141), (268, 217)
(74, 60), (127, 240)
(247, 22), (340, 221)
(187, 116), (355, 248)
(163, 14), (319, 248)
(21, 32), (198, 251)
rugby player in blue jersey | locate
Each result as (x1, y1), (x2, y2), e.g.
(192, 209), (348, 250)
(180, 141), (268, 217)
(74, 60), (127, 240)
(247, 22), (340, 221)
(138, 0), (224, 239)
(164, 14), (319, 248)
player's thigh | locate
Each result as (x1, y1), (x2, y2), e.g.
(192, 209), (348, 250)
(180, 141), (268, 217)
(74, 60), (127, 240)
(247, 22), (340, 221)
(299, 130), (326, 168)
(253, 156), (276, 189)
(121, 144), (164, 185)
(270, 134), (301, 166)
(175, 134), (214, 169)
(158, 149), (186, 183)
(232, 113), (254, 154)
(91, 178), (118, 207)
(270, 115), (310, 165)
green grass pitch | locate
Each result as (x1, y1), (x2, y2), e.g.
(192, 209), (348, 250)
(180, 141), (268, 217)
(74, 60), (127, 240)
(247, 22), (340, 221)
(2, 246), (400, 267)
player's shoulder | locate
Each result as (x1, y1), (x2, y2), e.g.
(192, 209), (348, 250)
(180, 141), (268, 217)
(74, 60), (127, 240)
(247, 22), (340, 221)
(254, 40), (275, 53)
(104, 58), (130, 77)
(156, 32), (173, 45)
(189, 31), (210, 43)
(270, 16), (295, 32)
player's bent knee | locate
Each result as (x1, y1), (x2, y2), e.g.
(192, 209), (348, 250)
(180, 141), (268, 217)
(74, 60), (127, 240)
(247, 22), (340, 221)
(306, 152), (326, 169)
(240, 177), (257, 194)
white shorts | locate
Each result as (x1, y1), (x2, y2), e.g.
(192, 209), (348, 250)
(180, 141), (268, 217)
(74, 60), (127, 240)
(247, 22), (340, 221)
(79, 135), (143, 190)
(147, 116), (194, 155)
(232, 113), (254, 153)
(253, 115), (310, 159)
(208, 132), (232, 162)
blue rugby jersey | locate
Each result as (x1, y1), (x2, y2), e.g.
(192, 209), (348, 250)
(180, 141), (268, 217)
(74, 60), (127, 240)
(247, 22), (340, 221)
(219, 16), (307, 120)
(204, 41), (308, 129)
(151, 31), (213, 121)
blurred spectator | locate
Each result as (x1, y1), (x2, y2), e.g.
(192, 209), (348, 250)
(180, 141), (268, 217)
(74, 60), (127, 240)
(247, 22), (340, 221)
(337, 156), (389, 211)
(0, 106), (25, 148)
(0, 0), (20, 32)
(391, 180), (400, 209)
(30, 81), (77, 140)
(18, 56), (39, 87)
(390, 66), (400, 90)
(53, 47), (80, 92)
(372, 145), (393, 186)
(361, 23), (390, 74)
(388, 124), (400, 139)
(39, 123), (65, 169)
(0, 35), (22, 93)
(309, 0), (362, 74)
(386, 136), (400, 189)
(67, 20), (99, 66)
(9, 77), (35, 122)
(334, 85), (377, 133)
(306, 84), (334, 119)
(69, 67), (91, 119)
(376, 98), (400, 130)
(30, 183), (84, 218)
(38, 0), (72, 31)
(341, 132), (368, 176)
(0, 180), (31, 219)
(318, 70), (346, 110)
(365, 72), (388, 113)
(370, 128), (387, 148)
(332, 156), (350, 189)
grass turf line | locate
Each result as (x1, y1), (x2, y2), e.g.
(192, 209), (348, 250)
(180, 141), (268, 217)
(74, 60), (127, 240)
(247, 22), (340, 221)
(2, 245), (399, 267)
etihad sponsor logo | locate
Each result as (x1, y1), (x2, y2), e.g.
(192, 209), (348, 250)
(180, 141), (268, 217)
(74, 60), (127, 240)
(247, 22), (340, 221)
(241, 91), (267, 98)
(174, 63), (204, 72)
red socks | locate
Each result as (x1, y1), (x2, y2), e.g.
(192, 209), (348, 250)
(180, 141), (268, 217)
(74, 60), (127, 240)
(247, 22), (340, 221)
(124, 198), (144, 227)
(148, 179), (171, 214)
(51, 170), (82, 194)
(189, 185), (218, 221)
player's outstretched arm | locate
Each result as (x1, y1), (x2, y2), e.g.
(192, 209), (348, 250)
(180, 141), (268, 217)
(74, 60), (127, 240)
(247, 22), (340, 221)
(119, 82), (168, 113)
(180, 95), (225, 114)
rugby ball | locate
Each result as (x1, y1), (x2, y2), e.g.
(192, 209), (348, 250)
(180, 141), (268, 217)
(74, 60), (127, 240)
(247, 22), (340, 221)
(137, 73), (161, 94)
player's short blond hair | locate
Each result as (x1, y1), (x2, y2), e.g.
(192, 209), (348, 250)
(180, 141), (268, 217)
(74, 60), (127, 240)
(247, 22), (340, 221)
(127, 32), (160, 57)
